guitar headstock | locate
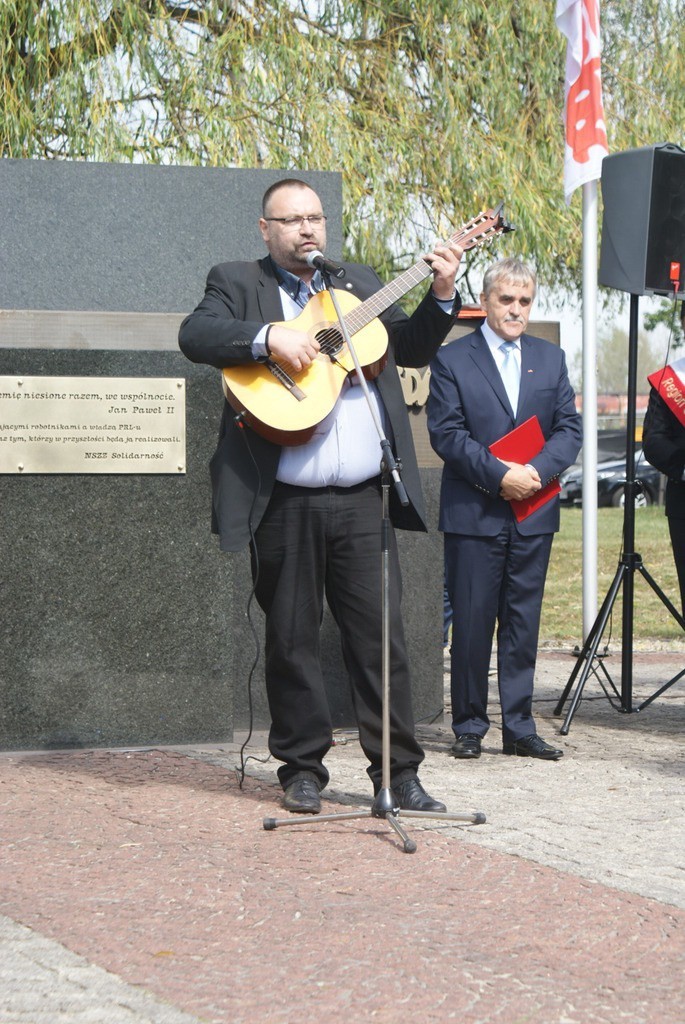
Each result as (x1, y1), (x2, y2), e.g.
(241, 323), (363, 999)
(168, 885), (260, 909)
(450, 202), (515, 252)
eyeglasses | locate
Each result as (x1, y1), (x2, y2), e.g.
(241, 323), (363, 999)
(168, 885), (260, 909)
(264, 215), (327, 230)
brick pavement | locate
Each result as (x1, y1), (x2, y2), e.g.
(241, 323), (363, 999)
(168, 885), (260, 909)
(1, 650), (684, 1024)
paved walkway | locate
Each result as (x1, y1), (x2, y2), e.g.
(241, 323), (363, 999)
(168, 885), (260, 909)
(1, 649), (684, 1023)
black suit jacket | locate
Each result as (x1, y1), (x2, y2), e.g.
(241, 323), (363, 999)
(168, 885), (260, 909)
(179, 256), (458, 550)
(642, 387), (685, 520)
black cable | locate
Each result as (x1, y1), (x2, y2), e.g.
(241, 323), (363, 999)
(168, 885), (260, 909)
(415, 706), (445, 725)
(232, 413), (272, 787)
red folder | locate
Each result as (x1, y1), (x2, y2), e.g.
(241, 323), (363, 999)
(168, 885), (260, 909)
(489, 415), (560, 522)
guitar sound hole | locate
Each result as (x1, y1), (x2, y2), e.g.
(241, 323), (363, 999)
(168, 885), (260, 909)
(315, 327), (344, 357)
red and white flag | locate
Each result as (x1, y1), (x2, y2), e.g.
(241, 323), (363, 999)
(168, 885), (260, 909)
(556, 0), (609, 203)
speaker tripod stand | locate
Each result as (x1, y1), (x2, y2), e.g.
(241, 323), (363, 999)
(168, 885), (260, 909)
(555, 294), (685, 734)
(262, 275), (485, 852)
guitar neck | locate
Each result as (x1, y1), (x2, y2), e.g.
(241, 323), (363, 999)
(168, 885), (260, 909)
(337, 205), (509, 337)
(343, 259), (434, 335)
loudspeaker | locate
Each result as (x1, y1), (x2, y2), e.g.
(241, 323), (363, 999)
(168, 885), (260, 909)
(599, 143), (685, 298)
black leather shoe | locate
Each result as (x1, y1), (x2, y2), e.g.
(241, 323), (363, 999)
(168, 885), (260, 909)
(503, 734), (564, 761)
(451, 734), (482, 759)
(393, 778), (446, 813)
(282, 773), (321, 813)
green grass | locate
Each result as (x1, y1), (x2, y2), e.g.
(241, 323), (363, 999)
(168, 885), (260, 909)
(541, 507), (684, 645)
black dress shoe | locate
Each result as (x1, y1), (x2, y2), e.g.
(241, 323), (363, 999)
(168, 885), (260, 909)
(282, 773), (321, 813)
(503, 734), (564, 761)
(451, 734), (482, 759)
(393, 778), (447, 813)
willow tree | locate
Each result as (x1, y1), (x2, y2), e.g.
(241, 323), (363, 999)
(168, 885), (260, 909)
(2, 0), (683, 292)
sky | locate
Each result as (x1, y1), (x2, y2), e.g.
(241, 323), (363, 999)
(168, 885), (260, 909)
(535, 288), (679, 384)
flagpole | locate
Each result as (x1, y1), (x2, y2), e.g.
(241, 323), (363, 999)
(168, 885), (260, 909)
(556, 0), (607, 639)
(582, 180), (599, 635)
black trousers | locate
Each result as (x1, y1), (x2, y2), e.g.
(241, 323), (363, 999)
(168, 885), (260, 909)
(251, 478), (424, 791)
(668, 514), (685, 617)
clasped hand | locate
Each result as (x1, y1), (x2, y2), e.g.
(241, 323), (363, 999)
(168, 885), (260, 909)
(499, 461), (542, 501)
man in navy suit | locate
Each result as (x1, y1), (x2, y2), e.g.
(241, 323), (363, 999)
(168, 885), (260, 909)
(427, 258), (582, 761)
(180, 178), (463, 813)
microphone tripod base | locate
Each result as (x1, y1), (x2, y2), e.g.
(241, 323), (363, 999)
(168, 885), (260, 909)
(262, 799), (486, 854)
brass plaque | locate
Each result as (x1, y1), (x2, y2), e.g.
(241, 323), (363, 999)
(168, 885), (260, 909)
(0, 377), (186, 474)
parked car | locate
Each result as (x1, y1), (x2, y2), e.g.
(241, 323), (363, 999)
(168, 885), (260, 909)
(559, 448), (664, 508)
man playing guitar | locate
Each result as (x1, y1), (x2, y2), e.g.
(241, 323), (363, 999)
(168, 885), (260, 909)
(179, 177), (465, 814)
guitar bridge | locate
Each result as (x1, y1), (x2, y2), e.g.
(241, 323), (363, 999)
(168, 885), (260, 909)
(265, 359), (306, 401)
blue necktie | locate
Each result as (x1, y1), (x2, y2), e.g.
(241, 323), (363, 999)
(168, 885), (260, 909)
(499, 341), (520, 413)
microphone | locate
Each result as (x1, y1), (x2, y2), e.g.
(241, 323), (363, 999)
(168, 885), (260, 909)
(305, 250), (346, 280)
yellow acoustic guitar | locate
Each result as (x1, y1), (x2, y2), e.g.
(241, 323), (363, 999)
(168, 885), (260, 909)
(222, 203), (512, 445)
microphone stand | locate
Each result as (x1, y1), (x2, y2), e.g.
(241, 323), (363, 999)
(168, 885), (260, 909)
(262, 267), (485, 852)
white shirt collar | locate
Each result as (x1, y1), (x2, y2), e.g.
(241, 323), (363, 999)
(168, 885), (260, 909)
(481, 318), (521, 356)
